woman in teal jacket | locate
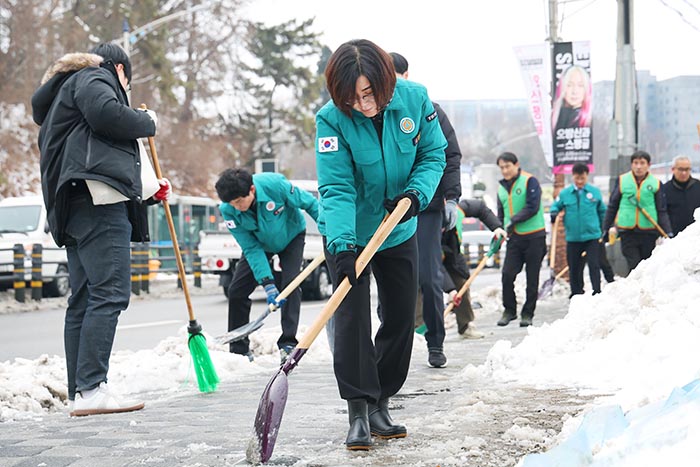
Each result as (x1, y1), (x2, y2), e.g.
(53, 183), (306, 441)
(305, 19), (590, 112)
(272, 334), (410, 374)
(316, 39), (446, 451)
(550, 162), (606, 296)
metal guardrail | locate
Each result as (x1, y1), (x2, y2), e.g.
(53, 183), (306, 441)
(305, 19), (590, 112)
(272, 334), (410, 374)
(3, 242), (204, 302)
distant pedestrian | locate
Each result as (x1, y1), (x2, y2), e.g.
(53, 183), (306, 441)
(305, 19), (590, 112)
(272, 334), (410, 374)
(495, 152), (547, 327)
(662, 155), (700, 235)
(316, 39), (446, 451)
(215, 169), (319, 365)
(391, 51), (461, 368)
(31, 43), (167, 416)
(603, 150), (673, 272)
(549, 162), (606, 297)
(441, 199), (506, 337)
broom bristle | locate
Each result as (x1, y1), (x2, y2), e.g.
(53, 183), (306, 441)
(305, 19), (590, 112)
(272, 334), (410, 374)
(188, 333), (220, 393)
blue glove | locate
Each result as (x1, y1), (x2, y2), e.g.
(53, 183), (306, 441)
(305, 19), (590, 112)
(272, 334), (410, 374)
(443, 199), (458, 231)
(262, 280), (286, 307)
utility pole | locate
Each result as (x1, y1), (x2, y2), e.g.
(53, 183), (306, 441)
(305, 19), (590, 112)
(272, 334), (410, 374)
(547, 0), (568, 275)
(611, 0), (638, 190)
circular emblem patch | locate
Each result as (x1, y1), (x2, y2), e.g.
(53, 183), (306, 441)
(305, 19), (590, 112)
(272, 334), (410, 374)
(586, 192), (593, 199)
(647, 185), (654, 191)
(515, 188), (523, 195)
(266, 201), (275, 211)
(399, 117), (415, 134)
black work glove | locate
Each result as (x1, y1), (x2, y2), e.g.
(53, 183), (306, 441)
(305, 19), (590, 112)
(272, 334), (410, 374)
(505, 223), (514, 236)
(383, 191), (420, 223)
(602, 232), (609, 243)
(550, 213), (558, 225)
(335, 250), (358, 286)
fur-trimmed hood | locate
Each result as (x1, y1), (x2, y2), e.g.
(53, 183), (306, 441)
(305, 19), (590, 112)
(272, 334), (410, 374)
(32, 53), (109, 126)
(40, 52), (103, 84)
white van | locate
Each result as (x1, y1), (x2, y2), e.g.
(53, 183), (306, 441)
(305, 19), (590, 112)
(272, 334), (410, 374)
(0, 196), (69, 297)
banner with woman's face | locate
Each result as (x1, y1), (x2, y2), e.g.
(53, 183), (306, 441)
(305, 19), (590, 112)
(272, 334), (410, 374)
(551, 41), (593, 175)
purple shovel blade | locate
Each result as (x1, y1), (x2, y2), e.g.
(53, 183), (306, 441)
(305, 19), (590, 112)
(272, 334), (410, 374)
(246, 347), (307, 464)
(538, 276), (555, 299)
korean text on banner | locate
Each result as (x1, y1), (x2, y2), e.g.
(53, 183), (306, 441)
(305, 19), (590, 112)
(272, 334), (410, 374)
(513, 43), (553, 167)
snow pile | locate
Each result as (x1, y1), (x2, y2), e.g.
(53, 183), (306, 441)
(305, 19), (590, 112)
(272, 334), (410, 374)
(462, 215), (700, 466)
(473, 220), (700, 408)
(0, 324), (332, 422)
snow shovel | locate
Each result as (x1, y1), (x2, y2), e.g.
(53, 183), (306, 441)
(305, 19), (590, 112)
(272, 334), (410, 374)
(538, 251), (587, 300)
(245, 198), (411, 464)
(626, 195), (669, 238)
(215, 253), (326, 345)
(141, 104), (219, 393)
(538, 214), (561, 299)
(443, 235), (504, 318)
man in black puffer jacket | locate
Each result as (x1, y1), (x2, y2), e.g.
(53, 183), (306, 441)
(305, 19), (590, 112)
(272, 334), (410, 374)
(391, 52), (461, 369)
(31, 43), (168, 417)
(662, 155), (700, 235)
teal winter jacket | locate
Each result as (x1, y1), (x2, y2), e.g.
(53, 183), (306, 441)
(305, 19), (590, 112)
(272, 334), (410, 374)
(315, 79), (447, 255)
(550, 183), (606, 242)
(218, 173), (319, 283)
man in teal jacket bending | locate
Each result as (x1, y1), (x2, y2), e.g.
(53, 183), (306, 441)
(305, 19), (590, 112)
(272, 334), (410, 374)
(549, 162), (606, 296)
(215, 168), (319, 363)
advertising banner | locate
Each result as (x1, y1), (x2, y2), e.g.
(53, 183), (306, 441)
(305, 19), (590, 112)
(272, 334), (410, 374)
(513, 43), (553, 167)
(551, 41), (593, 174)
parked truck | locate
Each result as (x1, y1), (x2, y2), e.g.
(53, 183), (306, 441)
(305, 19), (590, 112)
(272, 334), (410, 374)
(198, 180), (332, 301)
(0, 196), (69, 297)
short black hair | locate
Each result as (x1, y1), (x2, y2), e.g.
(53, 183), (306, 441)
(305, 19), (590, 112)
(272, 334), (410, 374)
(631, 150), (651, 164)
(215, 168), (253, 203)
(324, 39), (396, 118)
(572, 162), (589, 175)
(390, 52), (409, 74)
(496, 152), (518, 165)
(90, 43), (131, 82)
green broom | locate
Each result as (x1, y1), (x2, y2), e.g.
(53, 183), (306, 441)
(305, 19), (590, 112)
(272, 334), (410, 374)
(143, 105), (219, 393)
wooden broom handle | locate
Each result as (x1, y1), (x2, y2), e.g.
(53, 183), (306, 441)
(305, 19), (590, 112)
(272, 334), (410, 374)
(141, 104), (196, 322)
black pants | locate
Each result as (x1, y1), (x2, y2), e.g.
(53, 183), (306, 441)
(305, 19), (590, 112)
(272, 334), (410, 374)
(567, 239), (601, 296)
(502, 235), (546, 319)
(599, 242), (615, 283)
(619, 231), (657, 272)
(228, 232), (305, 354)
(325, 235), (418, 404)
(416, 210), (445, 350)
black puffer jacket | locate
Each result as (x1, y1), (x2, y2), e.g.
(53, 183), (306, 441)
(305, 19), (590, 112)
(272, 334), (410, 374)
(662, 176), (700, 235)
(31, 53), (156, 246)
(423, 102), (462, 212)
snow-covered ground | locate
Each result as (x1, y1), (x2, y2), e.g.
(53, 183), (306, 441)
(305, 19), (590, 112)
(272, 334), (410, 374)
(466, 215), (700, 466)
(1, 216), (699, 466)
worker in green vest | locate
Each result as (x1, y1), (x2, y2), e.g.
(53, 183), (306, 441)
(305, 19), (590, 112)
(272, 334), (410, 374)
(602, 150), (673, 273)
(495, 152), (547, 327)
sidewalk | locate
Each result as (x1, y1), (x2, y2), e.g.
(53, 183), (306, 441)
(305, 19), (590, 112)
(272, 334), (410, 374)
(0, 287), (585, 467)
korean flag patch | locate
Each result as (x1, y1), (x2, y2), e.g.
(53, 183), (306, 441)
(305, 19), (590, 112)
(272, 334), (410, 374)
(318, 136), (338, 153)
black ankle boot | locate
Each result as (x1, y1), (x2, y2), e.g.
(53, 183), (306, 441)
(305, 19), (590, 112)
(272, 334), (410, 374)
(345, 399), (371, 450)
(368, 398), (407, 438)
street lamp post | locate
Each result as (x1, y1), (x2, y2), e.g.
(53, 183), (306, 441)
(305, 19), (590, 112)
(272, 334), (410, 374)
(118, 1), (217, 55)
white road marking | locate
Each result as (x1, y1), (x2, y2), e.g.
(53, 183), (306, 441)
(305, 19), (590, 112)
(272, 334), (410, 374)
(117, 320), (182, 330)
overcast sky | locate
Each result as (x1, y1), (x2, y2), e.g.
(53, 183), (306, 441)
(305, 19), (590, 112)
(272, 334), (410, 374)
(243, 0), (700, 101)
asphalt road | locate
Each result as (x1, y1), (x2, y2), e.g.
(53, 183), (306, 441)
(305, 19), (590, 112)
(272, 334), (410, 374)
(0, 268), (505, 362)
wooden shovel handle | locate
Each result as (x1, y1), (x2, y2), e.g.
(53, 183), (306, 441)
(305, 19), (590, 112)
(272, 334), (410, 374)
(268, 253), (325, 312)
(550, 215), (561, 269)
(296, 198), (411, 349)
(443, 254), (489, 317)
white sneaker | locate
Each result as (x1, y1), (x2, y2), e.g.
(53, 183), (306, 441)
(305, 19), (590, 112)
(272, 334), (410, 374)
(67, 400), (74, 416)
(72, 382), (145, 417)
(461, 324), (485, 339)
